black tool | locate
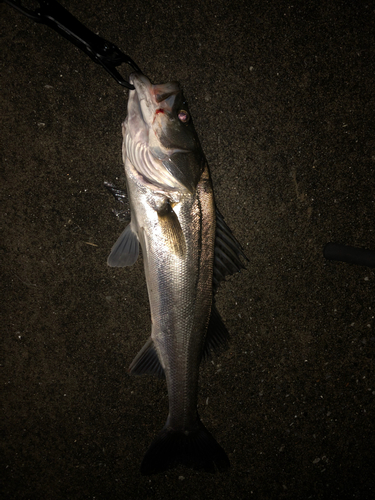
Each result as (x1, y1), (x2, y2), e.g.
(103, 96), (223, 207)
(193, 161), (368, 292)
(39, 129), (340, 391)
(323, 243), (375, 268)
(3, 0), (142, 89)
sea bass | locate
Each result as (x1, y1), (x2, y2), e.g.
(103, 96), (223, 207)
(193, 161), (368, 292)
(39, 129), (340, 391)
(108, 73), (246, 475)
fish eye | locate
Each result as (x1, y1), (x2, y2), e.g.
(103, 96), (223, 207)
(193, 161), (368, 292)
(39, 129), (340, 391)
(178, 110), (189, 123)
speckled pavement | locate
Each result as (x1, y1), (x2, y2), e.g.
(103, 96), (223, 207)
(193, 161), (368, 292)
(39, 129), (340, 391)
(1, 1), (374, 498)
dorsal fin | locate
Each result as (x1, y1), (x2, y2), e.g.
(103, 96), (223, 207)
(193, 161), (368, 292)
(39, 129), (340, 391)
(213, 209), (248, 293)
(202, 304), (230, 360)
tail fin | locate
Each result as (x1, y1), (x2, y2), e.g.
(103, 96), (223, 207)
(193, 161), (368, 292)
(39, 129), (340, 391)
(140, 418), (230, 475)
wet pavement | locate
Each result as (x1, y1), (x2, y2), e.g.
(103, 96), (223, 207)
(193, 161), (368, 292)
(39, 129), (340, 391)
(1, 1), (374, 498)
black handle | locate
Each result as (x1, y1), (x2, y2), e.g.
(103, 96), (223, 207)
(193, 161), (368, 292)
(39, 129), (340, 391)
(3, 0), (143, 89)
(323, 243), (375, 268)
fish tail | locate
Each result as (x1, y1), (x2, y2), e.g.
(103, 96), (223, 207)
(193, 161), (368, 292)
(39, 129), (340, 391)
(140, 417), (230, 475)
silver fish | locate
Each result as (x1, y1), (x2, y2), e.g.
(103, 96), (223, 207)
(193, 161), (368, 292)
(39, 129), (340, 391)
(108, 73), (246, 475)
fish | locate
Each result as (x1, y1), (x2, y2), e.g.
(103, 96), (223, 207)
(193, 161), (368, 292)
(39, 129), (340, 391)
(107, 73), (247, 475)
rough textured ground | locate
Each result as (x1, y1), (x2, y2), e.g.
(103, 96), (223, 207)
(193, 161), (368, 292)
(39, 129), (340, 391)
(1, 0), (374, 498)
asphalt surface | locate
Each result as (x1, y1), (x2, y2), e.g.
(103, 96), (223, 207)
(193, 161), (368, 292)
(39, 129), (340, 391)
(1, 1), (374, 499)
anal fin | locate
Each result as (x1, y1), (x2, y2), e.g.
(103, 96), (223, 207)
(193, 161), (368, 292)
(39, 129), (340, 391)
(129, 337), (165, 378)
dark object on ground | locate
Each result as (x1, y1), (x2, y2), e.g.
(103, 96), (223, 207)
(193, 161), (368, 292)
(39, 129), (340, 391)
(3, 0), (142, 88)
(324, 243), (375, 268)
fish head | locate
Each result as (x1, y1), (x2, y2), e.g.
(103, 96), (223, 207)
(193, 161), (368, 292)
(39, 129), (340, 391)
(125, 73), (205, 193)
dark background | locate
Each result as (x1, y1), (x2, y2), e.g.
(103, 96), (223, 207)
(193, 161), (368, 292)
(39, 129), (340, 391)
(1, 0), (374, 498)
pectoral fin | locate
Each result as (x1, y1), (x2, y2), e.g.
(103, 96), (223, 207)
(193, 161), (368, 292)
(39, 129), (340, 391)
(157, 203), (186, 257)
(107, 224), (139, 267)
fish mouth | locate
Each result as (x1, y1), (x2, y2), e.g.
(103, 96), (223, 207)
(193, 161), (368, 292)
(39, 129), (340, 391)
(125, 73), (154, 147)
(129, 73), (181, 125)
(128, 73), (153, 126)
(126, 73), (188, 160)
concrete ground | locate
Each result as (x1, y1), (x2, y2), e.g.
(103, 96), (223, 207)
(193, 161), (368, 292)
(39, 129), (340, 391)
(1, 0), (374, 498)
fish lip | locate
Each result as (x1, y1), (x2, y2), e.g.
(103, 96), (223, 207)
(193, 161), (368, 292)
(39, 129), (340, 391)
(125, 73), (151, 147)
(129, 72), (150, 88)
(129, 73), (181, 112)
(128, 73), (155, 126)
(129, 73), (154, 104)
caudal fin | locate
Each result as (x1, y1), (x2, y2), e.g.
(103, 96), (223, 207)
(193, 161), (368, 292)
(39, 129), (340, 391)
(140, 418), (230, 475)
